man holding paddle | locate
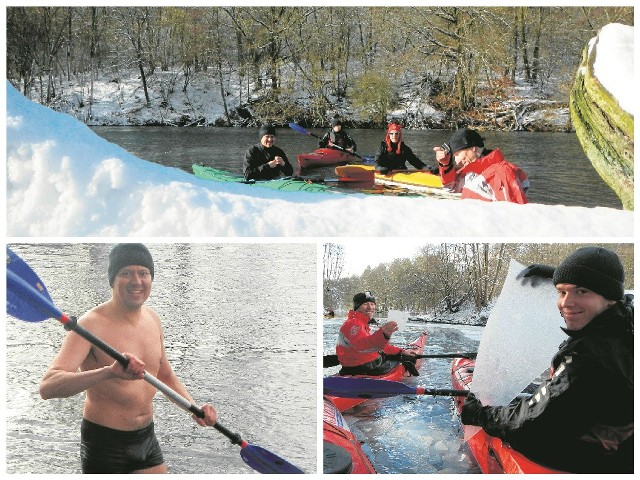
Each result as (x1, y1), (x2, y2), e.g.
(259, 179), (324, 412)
(318, 118), (357, 154)
(38, 244), (218, 473)
(336, 291), (417, 375)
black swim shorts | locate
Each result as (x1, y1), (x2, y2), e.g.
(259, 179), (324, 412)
(80, 418), (165, 473)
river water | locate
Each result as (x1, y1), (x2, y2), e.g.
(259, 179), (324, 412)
(6, 243), (317, 474)
(91, 126), (622, 209)
(323, 319), (484, 474)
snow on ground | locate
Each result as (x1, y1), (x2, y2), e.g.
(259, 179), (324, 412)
(6, 81), (633, 238)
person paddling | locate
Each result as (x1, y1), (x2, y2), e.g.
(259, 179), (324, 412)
(318, 118), (357, 154)
(433, 127), (529, 203)
(39, 244), (218, 473)
(336, 291), (418, 376)
(374, 123), (430, 174)
(461, 246), (633, 473)
(243, 125), (294, 181)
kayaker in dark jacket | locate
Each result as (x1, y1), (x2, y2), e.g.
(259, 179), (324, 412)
(318, 118), (357, 154)
(374, 123), (428, 174)
(336, 292), (417, 375)
(461, 247), (633, 473)
(243, 125), (294, 181)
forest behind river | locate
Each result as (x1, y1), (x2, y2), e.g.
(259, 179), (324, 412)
(6, 6), (634, 129)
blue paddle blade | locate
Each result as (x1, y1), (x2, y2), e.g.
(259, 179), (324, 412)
(6, 247), (60, 322)
(323, 376), (415, 398)
(240, 444), (304, 474)
(287, 122), (309, 136)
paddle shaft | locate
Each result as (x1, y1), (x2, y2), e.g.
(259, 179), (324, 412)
(288, 122), (363, 159)
(411, 353), (477, 360)
(62, 315), (244, 445)
(323, 352), (477, 367)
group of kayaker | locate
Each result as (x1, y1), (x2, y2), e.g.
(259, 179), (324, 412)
(243, 120), (529, 204)
(329, 246), (633, 473)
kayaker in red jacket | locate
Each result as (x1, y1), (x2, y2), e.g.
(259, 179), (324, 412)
(433, 128), (529, 203)
(375, 123), (430, 174)
(336, 291), (417, 375)
(318, 118), (357, 153)
(461, 247), (633, 473)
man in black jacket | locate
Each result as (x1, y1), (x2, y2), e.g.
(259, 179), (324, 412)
(243, 125), (294, 181)
(462, 247), (633, 473)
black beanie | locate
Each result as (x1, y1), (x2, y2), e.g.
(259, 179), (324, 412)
(331, 118), (342, 127)
(259, 125), (276, 138)
(553, 247), (624, 300)
(353, 291), (376, 311)
(448, 128), (484, 154)
(108, 243), (155, 286)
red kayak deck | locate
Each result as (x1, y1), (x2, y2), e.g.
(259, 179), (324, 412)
(297, 148), (357, 171)
(451, 357), (563, 474)
(327, 331), (428, 412)
(323, 397), (376, 474)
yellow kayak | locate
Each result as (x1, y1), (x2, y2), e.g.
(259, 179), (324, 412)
(335, 165), (460, 198)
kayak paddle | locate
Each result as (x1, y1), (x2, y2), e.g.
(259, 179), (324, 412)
(292, 172), (374, 186)
(323, 352), (477, 368)
(288, 122), (364, 160)
(324, 376), (469, 398)
(410, 352), (477, 360)
(6, 247), (304, 474)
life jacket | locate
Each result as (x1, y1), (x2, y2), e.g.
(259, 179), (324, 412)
(336, 310), (402, 367)
(442, 149), (529, 204)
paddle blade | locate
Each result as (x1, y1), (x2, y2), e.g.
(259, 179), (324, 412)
(240, 443), (304, 474)
(6, 247), (61, 322)
(324, 376), (416, 399)
(287, 122), (310, 136)
(323, 354), (340, 368)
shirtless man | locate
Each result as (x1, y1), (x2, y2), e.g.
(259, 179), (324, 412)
(39, 243), (217, 473)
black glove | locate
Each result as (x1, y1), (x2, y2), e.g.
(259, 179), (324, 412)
(460, 392), (485, 426)
(516, 264), (555, 287)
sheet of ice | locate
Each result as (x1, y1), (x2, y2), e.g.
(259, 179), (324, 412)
(471, 259), (567, 406)
(387, 309), (409, 332)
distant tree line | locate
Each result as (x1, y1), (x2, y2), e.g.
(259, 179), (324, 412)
(6, 6), (633, 127)
(323, 243), (634, 318)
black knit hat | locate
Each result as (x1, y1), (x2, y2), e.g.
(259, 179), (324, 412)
(353, 291), (376, 311)
(331, 118), (343, 127)
(553, 247), (624, 300)
(108, 243), (155, 286)
(448, 128), (485, 154)
(259, 125), (276, 138)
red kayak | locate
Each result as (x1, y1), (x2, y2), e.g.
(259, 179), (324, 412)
(451, 357), (563, 474)
(323, 396), (376, 474)
(327, 331), (428, 412)
(297, 148), (357, 171)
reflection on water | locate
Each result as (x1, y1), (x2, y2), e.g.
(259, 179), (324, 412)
(92, 126), (622, 208)
(324, 319), (483, 474)
(6, 243), (317, 474)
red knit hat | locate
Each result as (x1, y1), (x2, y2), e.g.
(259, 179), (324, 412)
(386, 123), (402, 154)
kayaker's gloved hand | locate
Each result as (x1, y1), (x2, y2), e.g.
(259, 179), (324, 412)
(516, 264), (555, 287)
(460, 393), (486, 426)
